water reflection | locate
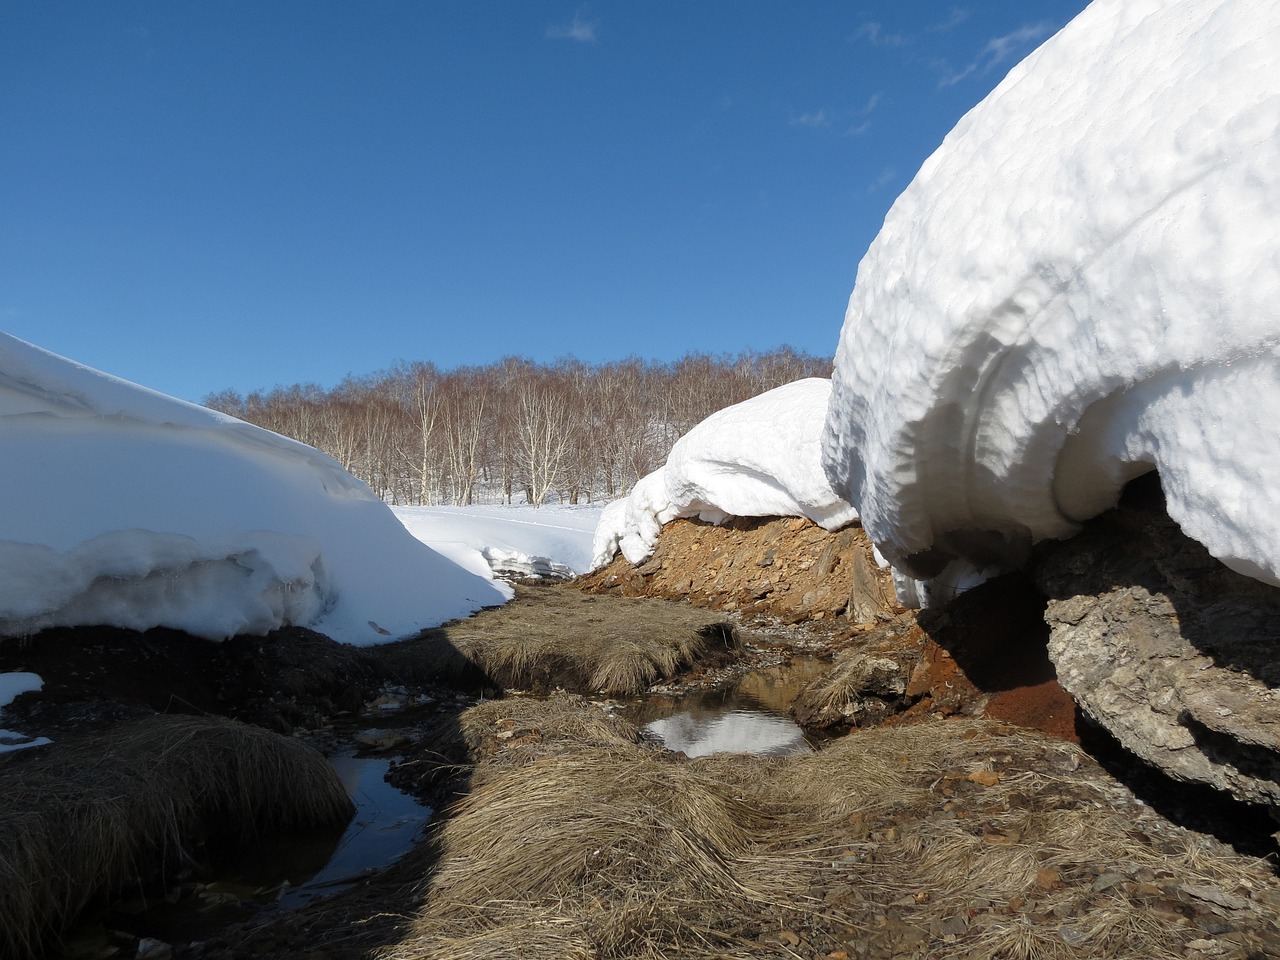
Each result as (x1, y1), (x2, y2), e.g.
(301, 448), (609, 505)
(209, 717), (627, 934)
(80, 754), (432, 948)
(630, 660), (824, 758)
(644, 707), (809, 757)
(276, 755), (432, 908)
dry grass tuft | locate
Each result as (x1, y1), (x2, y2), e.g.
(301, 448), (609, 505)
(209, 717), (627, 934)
(383, 707), (1280, 960)
(385, 746), (815, 960)
(452, 627), (716, 695)
(449, 592), (733, 696)
(459, 693), (641, 767)
(788, 647), (912, 730)
(0, 715), (353, 958)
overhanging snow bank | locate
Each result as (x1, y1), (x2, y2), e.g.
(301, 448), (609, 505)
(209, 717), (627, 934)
(592, 379), (858, 568)
(822, 0), (1280, 598)
(0, 332), (509, 644)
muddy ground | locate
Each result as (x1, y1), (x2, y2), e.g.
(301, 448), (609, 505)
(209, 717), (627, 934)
(3, 576), (1280, 959)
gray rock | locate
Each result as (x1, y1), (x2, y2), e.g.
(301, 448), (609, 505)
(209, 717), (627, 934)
(1033, 482), (1280, 807)
(848, 536), (899, 623)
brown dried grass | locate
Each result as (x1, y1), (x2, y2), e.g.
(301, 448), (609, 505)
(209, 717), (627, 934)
(459, 693), (641, 763)
(383, 705), (1280, 960)
(777, 718), (1277, 959)
(0, 715), (353, 958)
(385, 748), (817, 960)
(448, 590), (731, 696)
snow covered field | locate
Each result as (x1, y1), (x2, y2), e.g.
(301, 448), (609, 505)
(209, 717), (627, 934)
(393, 503), (604, 583)
(7, 0), (1278, 746)
(0, 331), (605, 750)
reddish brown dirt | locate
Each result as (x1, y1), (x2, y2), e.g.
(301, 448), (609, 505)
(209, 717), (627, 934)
(986, 679), (1081, 741)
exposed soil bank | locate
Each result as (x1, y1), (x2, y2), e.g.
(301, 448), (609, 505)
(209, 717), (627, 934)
(581, 516), (1081, 741)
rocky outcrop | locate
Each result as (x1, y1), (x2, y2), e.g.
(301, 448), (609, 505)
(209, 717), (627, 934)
(1033, 479), (1280, 806)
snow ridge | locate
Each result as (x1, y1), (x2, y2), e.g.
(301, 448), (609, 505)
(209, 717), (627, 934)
(0, 332), (509, 644)
(822, 0), (1280, 597)
(592, 379), (858, 568)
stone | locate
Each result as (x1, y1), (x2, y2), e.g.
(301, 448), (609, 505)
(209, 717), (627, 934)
(136, 941), (172, 960)
(848, 537), (899, 623)
(1180, 884), (1252, 912)
(1033, 483), (1280, 807)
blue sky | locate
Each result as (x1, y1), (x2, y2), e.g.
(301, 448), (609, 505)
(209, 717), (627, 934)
(2, 1), (1090, 404)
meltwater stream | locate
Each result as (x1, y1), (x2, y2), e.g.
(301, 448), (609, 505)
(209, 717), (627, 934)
(78, 754), (432, 950)
(275, 754), (433, 909)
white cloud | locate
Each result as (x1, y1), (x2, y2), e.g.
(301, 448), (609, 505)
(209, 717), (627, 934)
(983, 22), (1055, 63)
(547, 11), (599, 43)
(789, 108), (830, 129)
(938, 21), (1056, 88)
(930, 8), (971, 33)
(868, 166), (897, 193)
(845, 93), (882, 136)
(853, 22), (907, 47)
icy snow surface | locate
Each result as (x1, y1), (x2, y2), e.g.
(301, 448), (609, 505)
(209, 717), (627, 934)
(822, 0), (1280, 597)
(0, 332), (508, 644)
(393, 503), (605, 582)
(591, 379), (858, 568)
(0, 672), (49, 753)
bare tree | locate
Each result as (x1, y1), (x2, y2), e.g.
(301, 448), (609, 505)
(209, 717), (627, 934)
(510, 365), (580, 506)
(204, 346), (832, 505)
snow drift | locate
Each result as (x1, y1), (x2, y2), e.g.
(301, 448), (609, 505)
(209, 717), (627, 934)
(393, 503), (604, 582)
(822, 0), (1280, 598)
(0, 332), (509, 644)
(592, 378), (858, 568)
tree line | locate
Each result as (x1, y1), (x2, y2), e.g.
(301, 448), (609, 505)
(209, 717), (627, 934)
(204, 348), (832, 507)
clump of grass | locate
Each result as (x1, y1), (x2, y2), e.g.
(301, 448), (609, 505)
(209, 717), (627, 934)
(386, 748), (812, 960)
(460, 692), (642, 767)
(382, 710), (1280, 960)
(788, 648), (911, 730)
(447, 588), (735, 695)
(0, 715), (353, 958)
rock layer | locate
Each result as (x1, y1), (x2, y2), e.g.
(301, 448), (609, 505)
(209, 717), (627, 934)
(1033, 479), (1280, 805)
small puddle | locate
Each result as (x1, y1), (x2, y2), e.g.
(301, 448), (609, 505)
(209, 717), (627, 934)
(628, 659), (828, 758)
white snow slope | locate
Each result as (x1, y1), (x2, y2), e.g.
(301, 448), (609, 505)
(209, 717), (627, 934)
(0, 332), (509, 645)
(822, 0), (1280, 596)
(393, 503), (605, 582)
(592, 378), (858, 568)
